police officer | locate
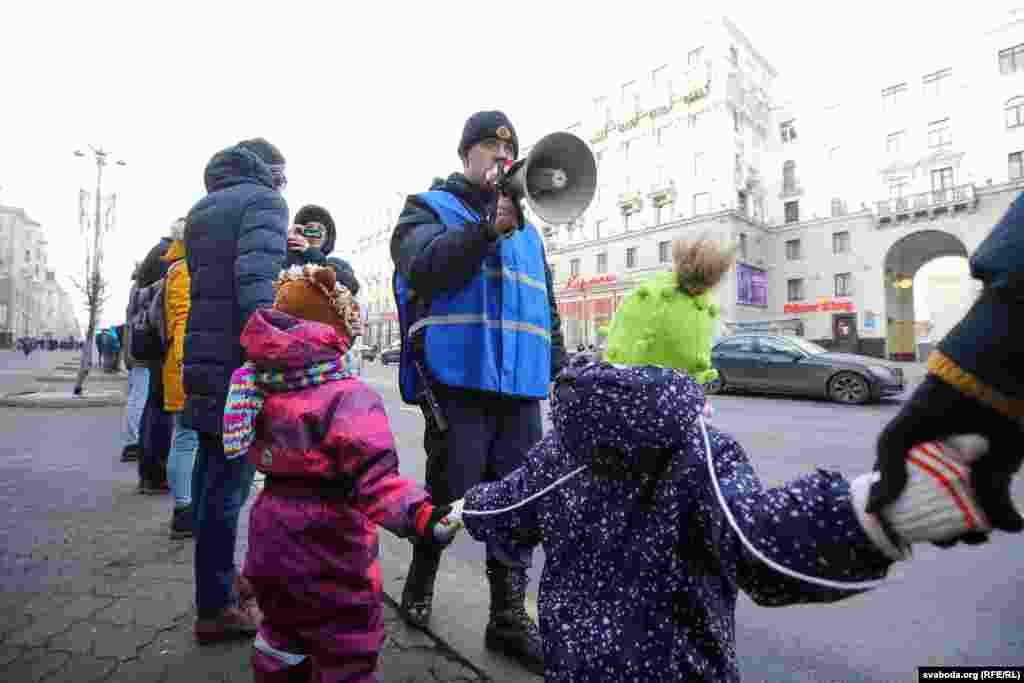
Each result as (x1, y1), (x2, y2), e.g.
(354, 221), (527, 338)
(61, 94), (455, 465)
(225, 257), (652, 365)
(391, 111), (567, 674)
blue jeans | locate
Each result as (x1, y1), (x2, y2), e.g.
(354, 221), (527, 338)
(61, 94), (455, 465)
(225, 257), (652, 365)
(192, 431), (255, 618)
(168, 413), (198, 508)
(122, 367), (150, 448)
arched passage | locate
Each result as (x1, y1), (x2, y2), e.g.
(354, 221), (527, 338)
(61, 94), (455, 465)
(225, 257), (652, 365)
(883, 229), (975, 361)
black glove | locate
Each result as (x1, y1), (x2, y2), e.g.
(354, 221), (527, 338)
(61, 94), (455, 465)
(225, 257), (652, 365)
(867, 375), (1024, 546)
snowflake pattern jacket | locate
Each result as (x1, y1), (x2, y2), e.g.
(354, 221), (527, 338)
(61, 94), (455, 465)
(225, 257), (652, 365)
(462, 362), (893, 682)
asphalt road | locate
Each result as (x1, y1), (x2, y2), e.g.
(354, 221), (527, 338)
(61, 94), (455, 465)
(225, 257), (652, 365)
(0, 352), (1021, 682)
(358, 360), (1024, 681)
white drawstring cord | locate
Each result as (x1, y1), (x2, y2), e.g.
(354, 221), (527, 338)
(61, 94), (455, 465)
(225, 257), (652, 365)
(453, 415), (893, 590)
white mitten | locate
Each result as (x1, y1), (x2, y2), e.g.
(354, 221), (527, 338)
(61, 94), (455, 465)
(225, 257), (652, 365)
(433, 499), (465, 544)
(852, 435), (992, 560)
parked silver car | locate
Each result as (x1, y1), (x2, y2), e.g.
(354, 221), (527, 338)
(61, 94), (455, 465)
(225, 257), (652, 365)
(708, 334), (904, 404)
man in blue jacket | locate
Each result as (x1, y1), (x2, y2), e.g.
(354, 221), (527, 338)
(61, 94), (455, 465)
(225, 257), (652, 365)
(870, 190), (1024, 545)
(183, 138), (289, 644)
(391, 110), (567, 674)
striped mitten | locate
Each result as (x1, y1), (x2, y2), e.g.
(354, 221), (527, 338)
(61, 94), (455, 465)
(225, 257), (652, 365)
(852, 435), (991, 560)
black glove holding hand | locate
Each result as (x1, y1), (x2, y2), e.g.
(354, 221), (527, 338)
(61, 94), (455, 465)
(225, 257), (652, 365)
(867, 374), (1024, 546)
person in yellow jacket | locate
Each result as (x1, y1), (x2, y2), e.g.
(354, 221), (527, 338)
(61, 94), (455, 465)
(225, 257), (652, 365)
(163, 218), (198, 539)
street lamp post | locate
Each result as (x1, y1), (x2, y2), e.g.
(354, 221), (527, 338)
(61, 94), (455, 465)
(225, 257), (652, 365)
(72, 146), (125, 396)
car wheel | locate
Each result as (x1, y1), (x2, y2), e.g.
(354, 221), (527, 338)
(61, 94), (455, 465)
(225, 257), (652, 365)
(705, 375), (724, 395)
(828, 372), (870, 405)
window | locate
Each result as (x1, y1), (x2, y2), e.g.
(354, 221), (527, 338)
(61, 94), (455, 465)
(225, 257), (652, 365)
(733, 109), (741, 133)
(922, 68), (952, 98)
(784, 200), (800, 224)
(570, 258), (580, 278)
(928, 119), (952, 149)
(780, 119), (797, 143)
(626, 247), (638, 269)
(931, 167), (954, 191)
(693, 192), (711, 215)
(787, 279), (805, 302)
(1006, 97), (1024, 128)
(833, 231), (851, 254)
(782, 160), (797, 194)
(889, 177), (910, 200)
(595, 218), (606, 239)
(831, 198), (846, 218)
(596, 252), (608, 273)
(715, 337), (755, 353)
(738, 233), (748, 259)
(835, 272), (853, 297)
(1000, 43), (1024, 75)
(1010, 152), (1024, 180)
(621, 80), (638, 113)
(688, 46), (704, 67)
(881, 83), (907, 111)
(658, 241), (671, 264)
(886, 131), (905, 154)
(25, 250), (30, 262)
(785, 239), (802, 260)
(688, 112), (701, 129)
(829, 146), (841, 162)
(729, 46), (738, 66)
(758, 337), (800, 356)
(693, 152), (704, 177)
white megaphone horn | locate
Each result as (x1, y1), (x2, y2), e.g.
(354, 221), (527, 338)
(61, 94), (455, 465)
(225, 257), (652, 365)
(498, 131), (598, 225)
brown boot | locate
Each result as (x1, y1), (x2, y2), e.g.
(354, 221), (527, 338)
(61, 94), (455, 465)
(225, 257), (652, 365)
(194, 605), (260, 645)
(400, 542), (442, 629)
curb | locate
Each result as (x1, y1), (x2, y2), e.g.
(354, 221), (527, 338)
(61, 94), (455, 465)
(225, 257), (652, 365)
(35, 373), (129, 383)
(0, 390), (127, 408)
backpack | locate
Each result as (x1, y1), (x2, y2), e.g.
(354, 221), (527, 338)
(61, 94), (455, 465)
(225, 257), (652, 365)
(129, 277), (167, 363)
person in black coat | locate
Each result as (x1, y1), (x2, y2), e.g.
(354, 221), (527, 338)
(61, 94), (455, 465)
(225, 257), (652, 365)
(135, 235), (174, 494)
(870, 190), (1024, 545)
(285, 204), (336, 268)
(183, 137), (288, 644)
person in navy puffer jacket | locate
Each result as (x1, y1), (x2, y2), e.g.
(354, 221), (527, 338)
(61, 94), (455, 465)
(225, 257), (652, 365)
(183, 137), (289, 645)
(453, 237), (997, 682)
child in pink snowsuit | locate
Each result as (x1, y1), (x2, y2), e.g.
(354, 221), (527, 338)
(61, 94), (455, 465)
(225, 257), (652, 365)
(224, 265), (456, 682)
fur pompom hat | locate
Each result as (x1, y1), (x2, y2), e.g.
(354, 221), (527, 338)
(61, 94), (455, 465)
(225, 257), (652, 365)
(272, 264), (354, 341)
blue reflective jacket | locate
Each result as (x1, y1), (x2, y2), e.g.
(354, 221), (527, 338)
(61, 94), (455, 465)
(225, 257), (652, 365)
(396, 190), (551, 401)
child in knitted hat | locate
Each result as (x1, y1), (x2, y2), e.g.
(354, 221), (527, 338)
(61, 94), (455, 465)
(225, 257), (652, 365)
(446, 236), (994, 682)
(226, 264), (460, 682)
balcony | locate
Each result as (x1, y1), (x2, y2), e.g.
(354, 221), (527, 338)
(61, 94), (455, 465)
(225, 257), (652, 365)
(617, 191), (643, 215)
(875, 184), (978, 226)
(647, 181), (677, 208)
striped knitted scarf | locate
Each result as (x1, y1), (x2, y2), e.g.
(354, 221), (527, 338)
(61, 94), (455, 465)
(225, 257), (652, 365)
(223, 356), (352, 460)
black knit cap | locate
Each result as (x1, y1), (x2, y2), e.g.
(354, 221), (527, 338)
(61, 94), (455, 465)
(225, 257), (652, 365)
(458, 111), (518, 160)
(236, 138), (285, 166)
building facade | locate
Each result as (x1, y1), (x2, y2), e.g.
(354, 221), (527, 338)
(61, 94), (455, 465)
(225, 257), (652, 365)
(0, 204), (81, 347)
(351, 221), (400, 352)
(532, 11), (1024, 360)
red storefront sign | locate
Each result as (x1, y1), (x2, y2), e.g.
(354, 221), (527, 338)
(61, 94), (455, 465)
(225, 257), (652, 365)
(783, 299), (855, 314)
(565, 273), (617, 290)
(558, 296), (617, 320)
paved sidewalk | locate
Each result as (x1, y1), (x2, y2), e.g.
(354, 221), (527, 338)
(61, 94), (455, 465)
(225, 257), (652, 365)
(0, 480), (484, 682)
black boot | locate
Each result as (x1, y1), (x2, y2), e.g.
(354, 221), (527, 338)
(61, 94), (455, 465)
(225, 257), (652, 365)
(170, 505), (194, 539)
(485, 562), (544, 675)
(400, 542), (442, 629)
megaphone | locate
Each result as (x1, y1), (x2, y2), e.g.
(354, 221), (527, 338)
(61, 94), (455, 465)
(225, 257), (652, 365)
(498, 131), (597, 225)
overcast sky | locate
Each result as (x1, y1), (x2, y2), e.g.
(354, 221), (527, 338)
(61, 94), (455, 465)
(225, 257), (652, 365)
(0, 0), (1013, 327)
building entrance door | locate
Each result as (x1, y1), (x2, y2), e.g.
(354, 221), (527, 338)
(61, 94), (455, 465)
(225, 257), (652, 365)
(833, 314), (858, 353)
